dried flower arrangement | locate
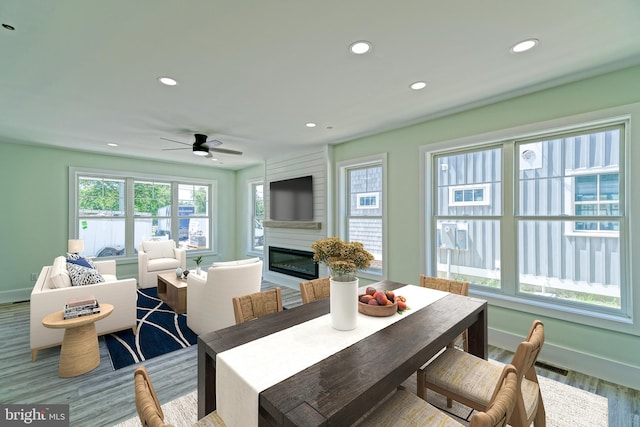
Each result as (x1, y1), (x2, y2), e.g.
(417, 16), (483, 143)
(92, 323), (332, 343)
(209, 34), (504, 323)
(311, 237), (374, 282)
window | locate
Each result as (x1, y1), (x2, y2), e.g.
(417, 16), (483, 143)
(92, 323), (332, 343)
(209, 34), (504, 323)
(71, 168), (216, 258)
(357, 192), (380, 209)
(427, 121), (627, 320)
(338, 154), (387, 278)
(573, 173), (619, 232)
(449, 184), (491, 206)
(251, 182), (264, 252)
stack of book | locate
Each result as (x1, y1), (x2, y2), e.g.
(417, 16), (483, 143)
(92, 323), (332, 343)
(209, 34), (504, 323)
(63, 295), (101, 319)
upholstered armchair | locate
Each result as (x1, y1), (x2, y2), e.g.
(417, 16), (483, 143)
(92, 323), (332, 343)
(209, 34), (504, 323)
(186, 258), (263, 335)
(137, 240), (186, 288)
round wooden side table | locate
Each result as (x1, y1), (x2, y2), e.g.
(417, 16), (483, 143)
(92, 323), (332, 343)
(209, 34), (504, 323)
(42, 303), (114, 378)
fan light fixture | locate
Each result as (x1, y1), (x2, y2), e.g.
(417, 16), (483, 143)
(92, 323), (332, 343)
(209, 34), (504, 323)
(350, 40), (372, 55)
(510, 39), (539, 53)
(158, 76), (178, 86)
(193, 145), (209, 156)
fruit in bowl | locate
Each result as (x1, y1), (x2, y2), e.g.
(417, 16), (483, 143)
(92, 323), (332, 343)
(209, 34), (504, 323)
(358, 289), (398, 317)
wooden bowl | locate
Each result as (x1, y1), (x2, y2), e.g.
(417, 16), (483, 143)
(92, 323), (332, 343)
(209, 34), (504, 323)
(358, 294), (397, 317)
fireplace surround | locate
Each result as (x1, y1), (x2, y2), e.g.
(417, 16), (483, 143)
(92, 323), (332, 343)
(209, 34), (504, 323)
(268, 246), (319, 281)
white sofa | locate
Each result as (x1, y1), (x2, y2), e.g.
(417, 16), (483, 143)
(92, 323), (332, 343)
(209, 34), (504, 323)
(186, 258), (263, 336)
(30, 256), (137, 361)
(137, 240), (186, 288)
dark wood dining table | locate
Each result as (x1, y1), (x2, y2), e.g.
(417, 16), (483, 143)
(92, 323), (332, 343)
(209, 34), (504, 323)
(197, 280), (487, 426)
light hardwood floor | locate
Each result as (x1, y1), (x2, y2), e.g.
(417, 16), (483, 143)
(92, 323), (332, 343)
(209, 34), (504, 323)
(1, 283), (638, 426)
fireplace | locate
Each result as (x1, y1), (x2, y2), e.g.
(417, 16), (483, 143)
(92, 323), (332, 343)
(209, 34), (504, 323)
(268, 246), (319, 281)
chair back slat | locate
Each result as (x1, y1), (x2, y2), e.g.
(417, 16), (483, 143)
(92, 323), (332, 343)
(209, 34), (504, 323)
(299, 277), (330, 304)
(469, 364), (519, 427)
(233, 288), (283, 324)
(134, 366), (172, 427)
(419, 274), (469, 296)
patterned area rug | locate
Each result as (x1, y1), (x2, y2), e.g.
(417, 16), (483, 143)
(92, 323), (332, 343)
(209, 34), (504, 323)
(105, 288), (197, 370)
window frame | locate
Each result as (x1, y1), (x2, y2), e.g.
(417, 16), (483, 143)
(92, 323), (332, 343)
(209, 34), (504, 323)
(249, 180), (264, 254)
(421, 105), (636, 336)
(337, 153), (388, 280)
(69, 167), (217, 261)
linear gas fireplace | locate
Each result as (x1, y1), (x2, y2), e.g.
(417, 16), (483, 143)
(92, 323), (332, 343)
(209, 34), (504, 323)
(268, 246), (319, 281)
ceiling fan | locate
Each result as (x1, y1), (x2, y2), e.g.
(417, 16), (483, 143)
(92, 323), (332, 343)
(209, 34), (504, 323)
(161, 133), (243, 157)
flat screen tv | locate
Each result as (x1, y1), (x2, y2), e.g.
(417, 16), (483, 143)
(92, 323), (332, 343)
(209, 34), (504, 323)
(269, 175), (313, 221)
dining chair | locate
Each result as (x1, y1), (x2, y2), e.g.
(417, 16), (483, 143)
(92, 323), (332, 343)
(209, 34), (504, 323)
(232, 287), (283, 324)
(134, 366), (173, 427)
(419, 274), (470, 351)
(299, 277), (330, 304)
(418, 320), (546, 427)
(358, 364), (518, 427)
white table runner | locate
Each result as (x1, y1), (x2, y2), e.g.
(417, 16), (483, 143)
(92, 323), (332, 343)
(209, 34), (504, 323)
(216, 285), (447, 427)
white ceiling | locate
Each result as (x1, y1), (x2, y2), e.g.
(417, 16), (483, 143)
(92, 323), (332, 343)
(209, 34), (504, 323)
(2, 1), (640, 170)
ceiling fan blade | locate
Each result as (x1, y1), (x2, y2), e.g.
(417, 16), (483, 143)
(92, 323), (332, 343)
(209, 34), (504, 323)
(205, 139), (223, 148)
(161, 147), (189, 151)
(160, 137), (192, 147)
(210, 147), (243, 155)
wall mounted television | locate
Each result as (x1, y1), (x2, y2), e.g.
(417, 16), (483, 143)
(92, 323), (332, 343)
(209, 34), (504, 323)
(269, 175), (313, 221)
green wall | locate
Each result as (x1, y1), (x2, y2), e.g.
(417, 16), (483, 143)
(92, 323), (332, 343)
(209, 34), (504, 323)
(332, 64), (640, 383)
(0, 143), (237, 302)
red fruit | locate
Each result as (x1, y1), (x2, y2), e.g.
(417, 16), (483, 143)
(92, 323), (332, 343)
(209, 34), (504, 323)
(376, 292), (389, 306)
(368, 299), (379, 306)
(359, 294), (373, 304)
(385, 290), (395, 301)
(366, 287), (377, 296)
(397, 300), (407, 311)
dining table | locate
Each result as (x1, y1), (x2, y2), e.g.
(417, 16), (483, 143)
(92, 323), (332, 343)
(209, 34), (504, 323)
(197, 280), (487, 426)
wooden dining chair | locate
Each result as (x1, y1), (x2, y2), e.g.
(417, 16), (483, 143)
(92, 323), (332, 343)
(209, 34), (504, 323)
(134, 366), (173, 427)
(419, 274), (470, 351)
(299, 277), (330, 304)
(232, 287), (283, 324)
(418, 320), (546, 427)
(358, 364), (518, 427)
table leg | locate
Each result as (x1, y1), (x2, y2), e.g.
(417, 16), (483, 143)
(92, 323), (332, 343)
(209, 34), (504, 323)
(59, 322), (100, 377)
(198, 339), (217, 419)
(467, 305), (488, 360)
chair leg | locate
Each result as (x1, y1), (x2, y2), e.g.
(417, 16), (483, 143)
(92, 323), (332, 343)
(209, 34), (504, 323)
(416, 370), (426, 400)
(533, 394), (546, 426)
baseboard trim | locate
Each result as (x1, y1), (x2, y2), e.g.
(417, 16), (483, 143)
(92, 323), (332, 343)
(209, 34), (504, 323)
(0, 288), (31, 304)
(489, 327), (640, 391)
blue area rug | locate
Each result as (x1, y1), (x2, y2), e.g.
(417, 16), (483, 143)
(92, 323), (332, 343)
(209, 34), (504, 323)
(104, 288), (197, 370)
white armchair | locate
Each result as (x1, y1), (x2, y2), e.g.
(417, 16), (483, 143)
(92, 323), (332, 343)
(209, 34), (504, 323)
(137, 240), (186, 288)
(186, 258), (263, 335)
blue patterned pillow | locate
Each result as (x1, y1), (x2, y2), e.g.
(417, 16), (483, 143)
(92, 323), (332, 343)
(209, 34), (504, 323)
(67, 253), (97, 269)
(66, 262), (105, 286)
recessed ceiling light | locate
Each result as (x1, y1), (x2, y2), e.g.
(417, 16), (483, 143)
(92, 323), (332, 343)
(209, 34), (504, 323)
(107, 143), (118, 147)
(510, 39), (539, 53)
(349, 40), (372, 55)
(410, 81), (427, 90)
(158, 76), (178, 86)
(305, 122), (317, 128)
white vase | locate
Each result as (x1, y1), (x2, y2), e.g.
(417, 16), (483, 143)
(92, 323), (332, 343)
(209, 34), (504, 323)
(329, 277), (359, 330)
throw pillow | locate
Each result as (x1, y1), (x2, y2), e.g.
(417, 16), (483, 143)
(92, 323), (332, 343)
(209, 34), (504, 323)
(142, 240), (176, 260)
(66, 262), (105, 286)
(67, 253), (97, 269)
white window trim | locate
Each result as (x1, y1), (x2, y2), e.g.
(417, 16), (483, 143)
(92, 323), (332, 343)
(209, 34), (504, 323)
(69, 167), (218, 263)
(336, 153), (388, 280)
(420, 102), (639, 337)
(248, 179), (264, 256)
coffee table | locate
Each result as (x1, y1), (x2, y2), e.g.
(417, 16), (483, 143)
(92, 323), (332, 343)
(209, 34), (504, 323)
(157, 272), (188, 314)
(42, 303), (113, 377)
